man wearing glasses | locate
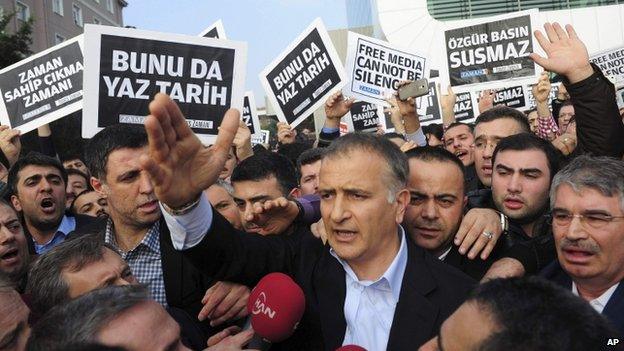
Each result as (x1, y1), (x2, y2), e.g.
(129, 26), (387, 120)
(541, 155), (624, 336)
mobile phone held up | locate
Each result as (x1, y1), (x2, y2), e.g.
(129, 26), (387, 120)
(398, 78), (429, 101)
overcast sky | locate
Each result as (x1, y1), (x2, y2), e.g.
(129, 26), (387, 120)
(124, 0), (352, 107)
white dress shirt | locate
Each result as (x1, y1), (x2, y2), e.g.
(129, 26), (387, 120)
(572, 282), (619, 313)
(331, 228), (408, 351)
(162, 198), (409, 350)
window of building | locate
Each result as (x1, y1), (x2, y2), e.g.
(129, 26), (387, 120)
(93, 17), (100, 24)
(52, 0), (64, 15)
(106, 0), (114, 14)
(72, 3), (83, 27)
(427, 0), (622, 21)
(15, 1), (30, 21)
(55, 33), (66, 44)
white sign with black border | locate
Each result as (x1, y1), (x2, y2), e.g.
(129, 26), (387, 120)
(590, 47), (624, 88)
(83, 24), (247, 144)
(344, 32), (427, 107)
(242, 91), (261, 136)
(199, 19), (227, 39)
(0, 36), (84, 133)
(260, 18), (347, 128)
(444, 10), (540, 89)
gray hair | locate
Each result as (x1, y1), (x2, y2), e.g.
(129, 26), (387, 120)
(550, 155), (624, 211)
(27, 234), (120, 315)
(323, 133), (408, 202)
(214, 179), (234, 195)
(27, 285), (149, 351)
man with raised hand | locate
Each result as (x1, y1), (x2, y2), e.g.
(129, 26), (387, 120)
(143, 93), (474, 350)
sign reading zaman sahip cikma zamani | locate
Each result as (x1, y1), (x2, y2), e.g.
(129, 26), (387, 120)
(82, 24), (247, 144)
(0, 36), (84, 133)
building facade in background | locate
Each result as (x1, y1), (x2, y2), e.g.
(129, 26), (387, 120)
(0, 0), (126, 53)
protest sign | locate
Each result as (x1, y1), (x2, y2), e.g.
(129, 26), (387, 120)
(344, 32), (427, 106)
(0, 36), (84, 133)
(525, 82), (560, 110)
(416, 79), (443, 125)
(199, 19), (227, 39)
(590, 47), (624, 88)
(475, 85), (527, 110)
(260, 18), (346, 128)
(242, 91), (261, 135)
(83, 25), (246, 144)
(380, 110), (396, 133)
(444, 11), (538, 87)
(453, 91), (477, 122)
(251, 129), (270, 146)
(348, 101), (382, 132)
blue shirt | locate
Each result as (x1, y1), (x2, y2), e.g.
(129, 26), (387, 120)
(330, 227), (408, 351)
(33, 215), (76, 254)
(104, 219), (168, 307)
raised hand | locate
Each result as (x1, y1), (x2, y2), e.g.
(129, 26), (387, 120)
(478, 89), (495, 114)
(0, 125), (21, 166)
(140, 93), (239, 208)
(277, 122), (296, 144)
(529, 23), (593, 84)
(532, 72), (551, 103)
(324, 91), (353, 122)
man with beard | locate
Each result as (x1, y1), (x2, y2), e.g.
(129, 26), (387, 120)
(70, 190), (108, 218)
(7, 153), (96, 254)
(472, 107), (532, 189)
(403, 147), (503, 280)
(477, 133), (561, 277)
(443, 122), (479, 193)
(0, 200), (29, 292)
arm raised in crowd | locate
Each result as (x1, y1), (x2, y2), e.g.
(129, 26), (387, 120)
(438, 84), (457, 128)
(532, 72), (559, 141)
(318, 91), (353, 147)
(530, 23), (624, 158)
(142, 93), (311, 286)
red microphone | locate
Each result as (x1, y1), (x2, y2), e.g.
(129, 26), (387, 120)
(336, 346), (368, 351)
(247, 272), (306, 343)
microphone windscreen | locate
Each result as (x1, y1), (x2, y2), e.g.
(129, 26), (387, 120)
(336, 345), (368, 351)
(247, 272), (305, 343)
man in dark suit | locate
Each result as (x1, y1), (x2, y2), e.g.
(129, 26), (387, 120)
(403, 147), (503, 281)
(541, 155), (624, 336)
(76, 124), (253, 344)
(7, 152), (97, 255)
(141, 94), (475, 350)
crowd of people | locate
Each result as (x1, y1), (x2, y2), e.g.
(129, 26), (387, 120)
(1, 22), (624, 351)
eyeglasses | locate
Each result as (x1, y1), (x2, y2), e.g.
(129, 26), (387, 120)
(550, 210), (624, 229)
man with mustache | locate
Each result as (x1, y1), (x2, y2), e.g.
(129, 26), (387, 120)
(541, 155), (624, 335)
(0, 200), (29, 292)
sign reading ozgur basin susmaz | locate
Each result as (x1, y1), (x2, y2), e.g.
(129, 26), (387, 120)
(82, 24), (246, 144)
(0, 36), (84, 133)
(444, 11), (538, 87)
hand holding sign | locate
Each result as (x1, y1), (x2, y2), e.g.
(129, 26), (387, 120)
(0, 126), (21, 166)
(277, 122), (296, 144)
(530, 23), (593, 84)
(324, 91), (353, 128)
(233, 119), (253, 161)
(140, 93), (239, 208)
(478, 90), (495, 114)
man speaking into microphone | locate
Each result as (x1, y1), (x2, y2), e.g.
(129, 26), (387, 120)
(141, 93), (475, 350)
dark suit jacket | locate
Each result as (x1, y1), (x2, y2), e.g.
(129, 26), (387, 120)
(442, 244), (502, 281)
(182, 211), (476, 350)
(541, 261), (624, 336)
(24, 213), (98, 255)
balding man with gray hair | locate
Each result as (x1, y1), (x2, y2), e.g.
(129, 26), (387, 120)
(541, 155), (624, 336)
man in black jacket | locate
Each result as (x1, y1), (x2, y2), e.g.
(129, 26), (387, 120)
(141, 96), (475, 350)
(78, 124), (253, 344)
